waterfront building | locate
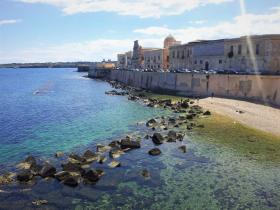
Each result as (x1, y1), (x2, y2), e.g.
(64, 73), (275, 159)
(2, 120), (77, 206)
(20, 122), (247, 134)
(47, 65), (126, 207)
(143, 35), (181, 71)
(169, 34), (280, 73)
(117, 51), (132, 69)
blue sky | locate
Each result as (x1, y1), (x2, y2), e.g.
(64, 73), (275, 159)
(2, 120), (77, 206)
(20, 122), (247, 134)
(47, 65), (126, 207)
(0, 0), (280, 63)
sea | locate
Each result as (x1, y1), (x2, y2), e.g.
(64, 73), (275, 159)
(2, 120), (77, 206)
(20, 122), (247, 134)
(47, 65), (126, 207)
(0, 68), (280, 210)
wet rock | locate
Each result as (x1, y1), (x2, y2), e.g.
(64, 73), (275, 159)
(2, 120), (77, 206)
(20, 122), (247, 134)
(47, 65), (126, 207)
(168, 118), (176, 124)
(17, 170), (33, 182)
(17, 155), (36, 170)
(152, 133), (164, 145)
(120, 139), (141, 149)
(108, 140), (119, 148)
(55, 151), (64, 158)
(62, 162), (85, 174)
(128, 95), (138, 101)
(108, 160), (121, 168)
(55, 171), (71, 182)
(146, 119), (157, 127)
(197, 124), (205, 128)
(144, 134), (150, 139)
(83, 150), (98, 162)
(109, 149), (124, 159)
(30, 163), (43, 176)
(32, 200), (48, 206)
(39, 163), (56, 178)
(148, 148), (161, 156)
(83, 170), (101, 183)
(203, 110), (211, 115)
(98, 156), (107, 164)
(0, 172), (16, 185)
(178, 145), (187, 153)
(69, 153), (86, 164)
(141, 169), (150, 178)
(96, 144), (111, 153)
(167, 130), (177, 142)
(186, 114), (193, 120)
(63, 176), (79, 187)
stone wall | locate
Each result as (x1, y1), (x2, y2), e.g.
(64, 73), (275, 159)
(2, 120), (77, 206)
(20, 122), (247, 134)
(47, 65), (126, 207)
(99, 70), (280, 107)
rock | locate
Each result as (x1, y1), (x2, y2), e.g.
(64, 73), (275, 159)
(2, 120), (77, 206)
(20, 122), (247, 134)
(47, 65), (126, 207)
(17, 170), (33, 182)
(148, 148), (161, 156)
(144, 134), (150, 139)
(177, 133), (185, 141)
(83, 150), (98, 162)
(30, 164), (43, 176)
(98, 156), (107, 164)
(96, 144), (111, 153)
(203, 110), (211, 115)
(39, 163), (56, 178)
(55, 151), (64, 158)
(108, 160), (121, 168)
(63, 176), (79, 187)
(62, 162), (85, 174)
(152, 133), (164, 145)
(32, 200), (48, 206)
(108, 140), (119, 148)
(17, 156), (36, 170)
(55, 171), (71, 182)
(197, 124), (205, 128)
(69, 153), (86, 164)
(167, 131), (177, 142)
(181, 100), (189, 108)
(120, 139), (141, 149)
(146, 119), (157, 127)
(0, 172), (16, 185)
(178, 145), (187, 153)
(83, 170), (101, 182)
(186, 114), (193, 120)
(168, 118), (176, 124)
(141, 169), (150, 178)
(109, 149), (124, 159)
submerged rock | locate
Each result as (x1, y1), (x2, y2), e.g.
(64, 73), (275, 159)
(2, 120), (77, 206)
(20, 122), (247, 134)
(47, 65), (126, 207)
(108, 160), (121, 168)
(63, 176), (79, 187)
(148, 148), (161, 156)
(152, 133), (164, 145)
(39, 163), (56, 178)
(178, 145), (187, 153)
(109, 149), (124, 159)
(83, 169), (101, 183)
(17, 155), (36, 170)
(98, 156), (107, 164)
(96, 144), (111, 153)
(17, 170), (33, 182)
(141, 169), (150, 178)
(55, 171), (71, 182)
(69, 153), (86, 164)
(167, 130), (177, 142)
(83, 150), (98, 162)
(55, 151), (64, 158)
(32, 200), (48, 206)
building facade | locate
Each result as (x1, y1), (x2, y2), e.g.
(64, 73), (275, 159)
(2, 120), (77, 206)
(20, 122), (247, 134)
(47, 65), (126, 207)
(117, 51), (132, 69)
(169, 34), (280, 73)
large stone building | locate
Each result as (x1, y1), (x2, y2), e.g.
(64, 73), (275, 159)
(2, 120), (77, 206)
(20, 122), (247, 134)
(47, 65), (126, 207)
(169, 34), (280, 73)
(143, 35), (181, 71)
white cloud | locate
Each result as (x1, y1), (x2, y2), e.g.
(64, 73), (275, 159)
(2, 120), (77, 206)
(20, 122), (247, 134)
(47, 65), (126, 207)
(134, 7), (280, 43)
(19, 0), (232, 18)
(0, 19), (22, 26)
(0, 38), (162, 64)
(189, 20), (207, 25)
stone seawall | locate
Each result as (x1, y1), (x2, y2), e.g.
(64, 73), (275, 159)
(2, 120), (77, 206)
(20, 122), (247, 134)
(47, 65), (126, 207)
(89, 69), (280, 107)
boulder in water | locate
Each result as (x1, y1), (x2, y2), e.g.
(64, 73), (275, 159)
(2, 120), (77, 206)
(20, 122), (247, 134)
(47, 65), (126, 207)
(148, 148), (161, 156)
(152, 133), (164, 145)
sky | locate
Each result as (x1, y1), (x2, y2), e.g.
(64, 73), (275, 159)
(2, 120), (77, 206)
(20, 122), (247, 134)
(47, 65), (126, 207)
(0, 0), (280, 64)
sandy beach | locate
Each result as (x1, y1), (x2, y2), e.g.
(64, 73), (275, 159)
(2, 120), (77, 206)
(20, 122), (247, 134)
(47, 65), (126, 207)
(198, 97), (280, 137)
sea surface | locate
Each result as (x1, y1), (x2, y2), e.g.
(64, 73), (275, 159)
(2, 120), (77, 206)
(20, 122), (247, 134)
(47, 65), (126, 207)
(0, 68), (280, 210)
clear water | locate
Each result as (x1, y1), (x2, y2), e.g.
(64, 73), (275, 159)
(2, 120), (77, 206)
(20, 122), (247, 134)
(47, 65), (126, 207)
(0, 68), (280, 210)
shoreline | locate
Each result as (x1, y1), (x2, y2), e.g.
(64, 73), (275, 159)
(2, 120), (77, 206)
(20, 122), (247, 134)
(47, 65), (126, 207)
(197, 97), (280, 137)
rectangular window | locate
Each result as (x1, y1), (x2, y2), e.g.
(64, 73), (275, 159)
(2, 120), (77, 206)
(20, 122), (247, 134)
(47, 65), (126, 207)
(194, 60), (197, 64)
(200, 60), (203, 64)
(158, 55), (160, 61)
(247, 47), (249, 54)
(219, 60), (222, 64)
(256, 44), (260, 55)
(177, 51), (180, 59)
(238, 44), (242, 55)
(172, 51), (175, 58)
(230, 45), (234, 52)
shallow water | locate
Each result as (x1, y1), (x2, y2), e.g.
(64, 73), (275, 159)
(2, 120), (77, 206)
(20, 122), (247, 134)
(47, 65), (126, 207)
(0, 68), (280, 210)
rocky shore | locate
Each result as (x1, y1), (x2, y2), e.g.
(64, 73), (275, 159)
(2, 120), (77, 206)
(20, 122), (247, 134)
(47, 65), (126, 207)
(0, 80), (212, 206)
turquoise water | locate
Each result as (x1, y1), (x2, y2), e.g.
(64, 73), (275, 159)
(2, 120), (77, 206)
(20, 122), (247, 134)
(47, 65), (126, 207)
(0, 68), (280, 210)
(0, 68), (164, 168)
